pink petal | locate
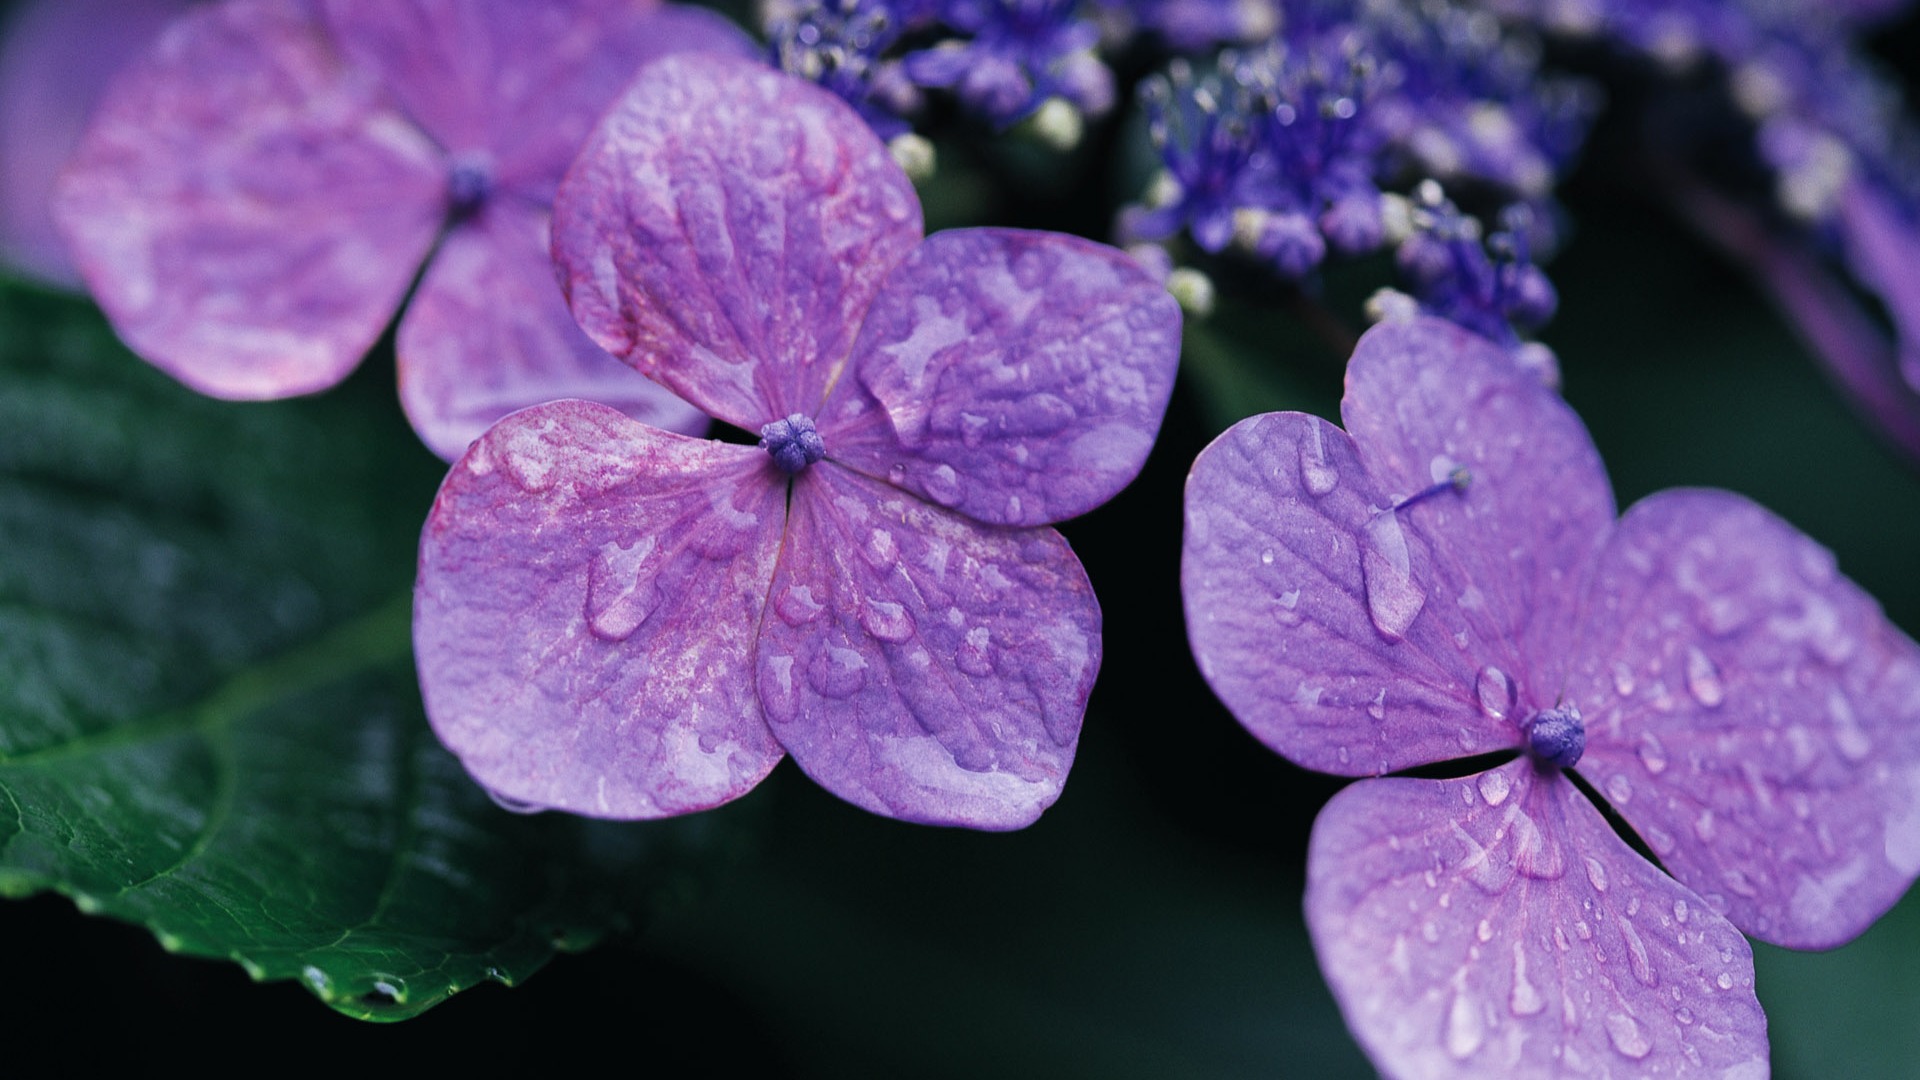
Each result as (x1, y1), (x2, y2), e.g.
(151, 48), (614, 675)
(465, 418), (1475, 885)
(415, 400), (787, 818)
(552, 54), (924, 429)
(1306, 761), (1769, 1079)
(1183, 410), (1525, 776)
(756, 462), (1099, 829)
(1341, 317), (1616, 700)
(319, 0), (753, 204)
(0, 0), (189, 288)
(52, 0), (445, 399)
(398, 199), (705, 462)
(820, 228), (1182, 527)
(1568, 488), (1920, 948)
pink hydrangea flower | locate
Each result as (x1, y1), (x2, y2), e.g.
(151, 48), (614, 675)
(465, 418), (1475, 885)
(1183, 316), (1920, 1075)
(413, 55), (1182, 829)
(53, 0), (754, 460)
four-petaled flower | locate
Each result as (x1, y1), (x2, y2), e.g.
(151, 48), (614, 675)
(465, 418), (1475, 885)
(54, 0), (754, 460)
(1183, 316), (1920, 1075)
(413, 55), (1181, 828)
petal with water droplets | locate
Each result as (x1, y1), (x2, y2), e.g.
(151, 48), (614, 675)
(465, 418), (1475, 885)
(415, 401), (786, 818)
(551, 54), (923, 428)
(1305, 760), (1768, 1079)
(1182, 410), (1523, 775)
(53, 0), (445, 399)
(757, 463), (1099, 829)
(1570, 488), (1920, 947)
(820, 228), (1181, 527)
(398, 200), (705, 461)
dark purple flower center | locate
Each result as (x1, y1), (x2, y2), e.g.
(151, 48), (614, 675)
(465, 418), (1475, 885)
(446, 154), (495, 218)
(1522, 702), (1584, 769)
(760, 413), (827, 473)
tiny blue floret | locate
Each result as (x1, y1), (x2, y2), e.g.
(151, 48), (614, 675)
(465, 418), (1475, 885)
(759, 413), (828, 473)
(1523, 702), (1584, 769)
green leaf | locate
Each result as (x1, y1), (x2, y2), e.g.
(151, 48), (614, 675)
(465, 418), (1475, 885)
(0, 281), (732, 1020)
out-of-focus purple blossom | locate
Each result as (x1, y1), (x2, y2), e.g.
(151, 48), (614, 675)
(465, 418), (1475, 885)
(1097, 0), (1280, 50)
(767, 0), (925, 138)
(905, 0), (1114, 126)
(415, 55), (1182, 829)
(1124, 55), (1271, 253)
(54, 0), (753, 462)
(0, 0), (190, 288)
(1184, 316), (1920, 1077)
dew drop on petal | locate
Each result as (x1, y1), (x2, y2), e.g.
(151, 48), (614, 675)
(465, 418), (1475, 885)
(1368, 688), (1387, 721)
(1300, 424), (1339, 496)
(1716, 972), (1735, 990)
(1637, 733), (1669, 775)
(1673, 899), (1689, 924)
(863, 527), (899, 568)
(1621, 919), (1657, 987)
(1260, 548), (1274, 565)
(1685, 646), (1726, 708)
(1584, 856), (1609, 893)
(1474, 665), (1515, 721)
(1476, 770), (1511, 806)
(775, 583), (826, 626)
(956, 625), (994, 676)
(1508, 942), (1545, 1016)
(585, 538), (660, 642)
(860, 598), (914, 642)
(1645, 826), (1677, 857)
(1605, 1012), (1653, 1060)
(922, 463), (962, 506)
(1611, 661), (1636, 697)
(807, 646), (868, 698)
(1605, 774), (1633, 806)
(1361, 509), (1425, 641)
(1445, 990), (1484, 1060)
(1675, 1007), (1694, 1026)
(1476, 918), (1494, 942)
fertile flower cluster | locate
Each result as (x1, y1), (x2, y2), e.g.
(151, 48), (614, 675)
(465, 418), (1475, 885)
(765, 0), (923, 138)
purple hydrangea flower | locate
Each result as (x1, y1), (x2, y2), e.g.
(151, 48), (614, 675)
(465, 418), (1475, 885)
(413, 55), (1181, 828)
(766, 0), (926, 139)
(52, 0), (756, 461)
(1183, 317), (1920, 1074)
(1098, 0), (1280, 50)
(0, 0), (190, 289)
(904, 0), (1114, 126)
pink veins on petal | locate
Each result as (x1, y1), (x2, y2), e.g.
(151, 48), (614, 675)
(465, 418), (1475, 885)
(53, 0), (753, 459)
(1182, 315), (1920, 1076)
(414, 55), (1181, 829)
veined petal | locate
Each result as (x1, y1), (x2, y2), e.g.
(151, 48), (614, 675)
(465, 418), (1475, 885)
(1837, 179), (1920, 393)
(53, 0), (444, 399)
(757, 463), (1099, 829)
(398, 199), (705, 462)
(821, 229), (1181, 527)
(1183, 410), (1524, 775)
(1307, 761), (1769, 1079)
(552, 54), (924, 428)
(416, 400), (787, 819)
(1569, 488), (1920, 948)
(1341, 317), (1616, 700)
(320, 0), (753, 204)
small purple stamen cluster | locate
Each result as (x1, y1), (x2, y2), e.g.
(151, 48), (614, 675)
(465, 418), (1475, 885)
(759, 413), (829, 474)
(1522, 702), (1585, 769)
(903, 0), (1114, 126)
(767, 0), (923, 138)
(1387, 187), (1558, 367)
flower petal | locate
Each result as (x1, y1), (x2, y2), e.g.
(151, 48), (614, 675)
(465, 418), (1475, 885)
(552, 53), (924, 428)
(398, 200), (705, 462)
(1306, 761), (1769, 1079)
(1341, 316), (1616, 699)
(0, 0), (189, 288)
(1569, 487), (1920, 948)
(1183, 410), (1522, 775)
(53, 0), (445, 399)
(1838, 179), (1920, 393)
(416, 400), (787, 818)
(820, 228), (1181, 527)
(756, 463), (1098, 829)
(320, 0), (753, 203)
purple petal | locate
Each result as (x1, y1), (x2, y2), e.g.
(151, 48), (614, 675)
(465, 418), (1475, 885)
(0, 0), (189, 288)
(552, 53), (923, 429)
(1183, 410), (1525, 776)
(320, 0), (754, 205)
(1838, 180), (1920, 393)
(416, 400), (787, 818)
(756, 463), (1098, 829)
(1341, 316), (1616, 706)
(1568, 488), (1920, 948)
(52, 0), (444, 399)
(1306, 761), (1769, 1078)
(819, 229), (1181, 527)
(398, 200), (705, 462)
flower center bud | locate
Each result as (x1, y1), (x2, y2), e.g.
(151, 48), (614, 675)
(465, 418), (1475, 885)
(1523, 702), (1585, 769)
(446, 153), (494, 218)
(759, 413), (827, 474)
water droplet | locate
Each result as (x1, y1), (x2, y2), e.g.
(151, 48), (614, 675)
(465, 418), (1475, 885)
(1336, 746), (1350, 765)
(860, 598), (914, 642)
(1474, 665), (1515, 721)
(1605, 1012), (1652, 1060)
(1621, 919), (1656, 987)
(1673, 899), (1690, 924)
(1361, 509), (1426, 641)
(775, 583), (827, 626)
(1716, 972), (1734, 990)
(887, 462), (907, 485)
(302, 966), (331, 995)
(1275, 588), (1302, 625)
(1637, 733), (1669, 774)
(1584, 856), (1610, 893)
(1300, 424), (1339, 496)
(807, 646), (868, 698)
(1508, 942), (1545, 1016)
(1674, 1006), (1694, 1025)
(1445, 990), (1484, 1060)
(1685, 646), (1725, 708)
(1611, 661), (1637, 697)
(1367, 688), (1387, 721)
(958, 411), (990, 448)
(487, 788), (545, 814)
(1477, 770), (1512, 806)
(1645, 826), (1676, 856)
(1828, 690), (1872, 761)
(922, 463), (962, 506)
(585, 538), (660, 641)
(1605, 774), (1633, 806)
(1260, 548), (1274, 565)
(864, 527), (899, 568)
(1692, 809), (1715, 842)
(1722, 868), (1759, 897)
(956, 625), (994, 676)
